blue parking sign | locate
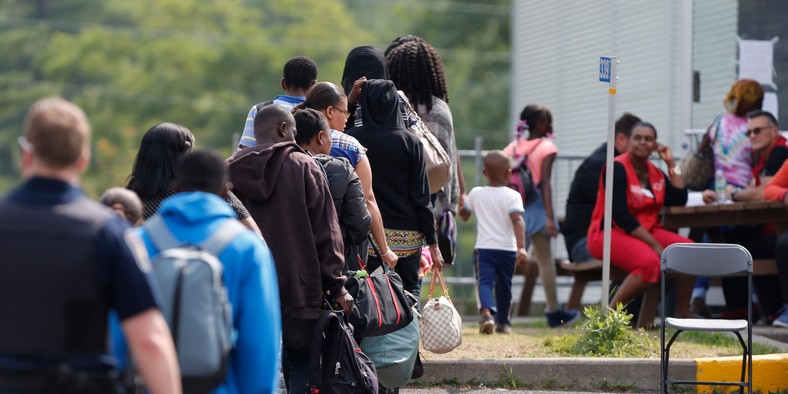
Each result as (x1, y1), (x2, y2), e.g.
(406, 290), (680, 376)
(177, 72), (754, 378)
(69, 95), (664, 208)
(599, 57), (612, 82)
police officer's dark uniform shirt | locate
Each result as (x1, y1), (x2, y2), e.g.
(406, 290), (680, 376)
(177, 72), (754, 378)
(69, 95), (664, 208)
(0, 177), (161, 371)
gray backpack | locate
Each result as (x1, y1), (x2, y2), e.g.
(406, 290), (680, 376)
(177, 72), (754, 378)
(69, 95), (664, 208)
(144, 215), (242, 393)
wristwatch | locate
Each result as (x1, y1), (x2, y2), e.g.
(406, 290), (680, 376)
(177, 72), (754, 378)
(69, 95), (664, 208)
(731, 187), (742, 202)
(668, 165), (682, 178)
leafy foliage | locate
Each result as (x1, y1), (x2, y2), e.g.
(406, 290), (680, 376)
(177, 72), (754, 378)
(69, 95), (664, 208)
(0, 0), (511, 197)
(547, 304), (657, 357)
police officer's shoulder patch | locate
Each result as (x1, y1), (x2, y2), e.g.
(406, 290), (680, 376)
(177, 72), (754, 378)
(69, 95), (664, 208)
(124, 229), (152, 273)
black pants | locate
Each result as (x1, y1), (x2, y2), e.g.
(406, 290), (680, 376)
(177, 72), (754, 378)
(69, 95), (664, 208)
(776, 232), (788, 306)
(721, 227), (783, 316)
(0, 369), (122, 394)
(281, 317), (318, 393)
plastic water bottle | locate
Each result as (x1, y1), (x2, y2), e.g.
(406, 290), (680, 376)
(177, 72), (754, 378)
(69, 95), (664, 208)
(714, 169), (727, 202)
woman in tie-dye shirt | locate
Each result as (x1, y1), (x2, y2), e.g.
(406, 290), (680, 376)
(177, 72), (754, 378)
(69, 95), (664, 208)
(707, 79), (764, 188)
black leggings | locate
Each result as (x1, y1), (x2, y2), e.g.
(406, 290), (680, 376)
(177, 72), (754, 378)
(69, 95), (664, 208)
(721, 227), (782, 315)
(776, 232), (788, 306)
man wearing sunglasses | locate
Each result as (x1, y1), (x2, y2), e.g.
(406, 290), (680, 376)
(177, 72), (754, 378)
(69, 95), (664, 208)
(703, 110), (788, 203)
(702, 109), (787, 322)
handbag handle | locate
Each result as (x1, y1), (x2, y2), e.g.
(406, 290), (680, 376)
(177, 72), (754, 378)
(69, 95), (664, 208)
(360, 235), (392, 274)
(427, 269), (450, 300)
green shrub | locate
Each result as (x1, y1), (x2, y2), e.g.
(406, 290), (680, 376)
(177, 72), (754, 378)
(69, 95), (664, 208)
(547, 303), (657, 357)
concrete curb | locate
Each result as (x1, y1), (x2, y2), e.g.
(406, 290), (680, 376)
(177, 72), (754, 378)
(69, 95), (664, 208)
(417, 354), (788, 392)
(418, 358), (693, 391)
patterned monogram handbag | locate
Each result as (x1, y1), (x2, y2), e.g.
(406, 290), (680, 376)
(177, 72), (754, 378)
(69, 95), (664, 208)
(420, 270), (462, 354)
(681, 116), (720, 191)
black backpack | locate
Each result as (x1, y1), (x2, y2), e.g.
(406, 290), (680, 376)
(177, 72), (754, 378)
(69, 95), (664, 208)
(508, 139), (543, 204)
(308, 310), (378, 394)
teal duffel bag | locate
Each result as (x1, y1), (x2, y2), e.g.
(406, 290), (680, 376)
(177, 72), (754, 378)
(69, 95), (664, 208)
(360, 310), (420, 389)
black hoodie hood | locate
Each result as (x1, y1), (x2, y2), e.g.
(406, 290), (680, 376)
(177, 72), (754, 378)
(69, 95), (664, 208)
(227, 141), (303, 202)
(357, 79), (403, 131)
(341, 46), (389, 95)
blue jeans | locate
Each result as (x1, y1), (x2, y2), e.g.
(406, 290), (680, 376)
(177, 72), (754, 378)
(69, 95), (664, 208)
(473, 249), (516, 326)
(570, 236), (594, 263)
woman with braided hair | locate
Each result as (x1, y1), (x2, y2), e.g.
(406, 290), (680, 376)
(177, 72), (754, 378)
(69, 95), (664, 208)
(386, 36), (465, 226)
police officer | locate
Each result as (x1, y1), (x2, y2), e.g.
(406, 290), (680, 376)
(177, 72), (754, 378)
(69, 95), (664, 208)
(0, 97), (181, 393)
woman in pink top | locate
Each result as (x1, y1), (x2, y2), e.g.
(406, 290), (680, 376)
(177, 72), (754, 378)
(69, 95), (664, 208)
(503, 104), (579, 328)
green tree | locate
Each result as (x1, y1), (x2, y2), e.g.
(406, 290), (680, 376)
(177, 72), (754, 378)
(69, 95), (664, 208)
(342, 0), (512, 149)
(0, 0), (373, 195)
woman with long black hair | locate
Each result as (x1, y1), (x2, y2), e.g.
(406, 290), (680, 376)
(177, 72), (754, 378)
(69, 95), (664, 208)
(126, 122), (261, 235)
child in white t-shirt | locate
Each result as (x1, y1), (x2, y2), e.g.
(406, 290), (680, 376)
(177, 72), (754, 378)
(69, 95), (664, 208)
(459, 150), (527, 334)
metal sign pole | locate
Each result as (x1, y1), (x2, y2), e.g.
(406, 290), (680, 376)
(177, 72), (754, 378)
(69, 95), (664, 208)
(599, 56), (618, 313)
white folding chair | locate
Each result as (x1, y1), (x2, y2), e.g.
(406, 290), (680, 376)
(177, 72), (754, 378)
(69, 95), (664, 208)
(660, 243), (752, 394)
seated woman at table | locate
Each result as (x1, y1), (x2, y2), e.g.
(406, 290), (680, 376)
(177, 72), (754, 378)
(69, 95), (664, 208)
(587, 122), (695, 316)
(700, 110), (787, 320)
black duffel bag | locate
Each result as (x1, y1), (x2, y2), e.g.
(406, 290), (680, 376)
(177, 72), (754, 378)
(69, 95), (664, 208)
(345, 253), (414, 338)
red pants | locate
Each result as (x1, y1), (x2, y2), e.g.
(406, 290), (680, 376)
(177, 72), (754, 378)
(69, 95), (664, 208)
(588, 227), (693, 283)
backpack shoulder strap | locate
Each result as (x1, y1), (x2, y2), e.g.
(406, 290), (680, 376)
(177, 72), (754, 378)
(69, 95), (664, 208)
(144, 214), (181, 252)
(199, 219), (246, 256)
(255, 99), (275, 110)
(524, 138), (544, 156)
(308, 311), (339, 389)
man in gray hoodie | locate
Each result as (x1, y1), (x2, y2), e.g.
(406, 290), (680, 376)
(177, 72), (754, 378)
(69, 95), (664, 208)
(227, 104), (352, 393)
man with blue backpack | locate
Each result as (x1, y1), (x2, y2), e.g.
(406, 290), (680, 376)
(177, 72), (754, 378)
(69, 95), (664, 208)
(134, 149), (281, 393)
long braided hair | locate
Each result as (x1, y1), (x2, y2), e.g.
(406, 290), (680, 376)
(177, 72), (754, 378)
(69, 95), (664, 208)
(386, 38), (448, 113)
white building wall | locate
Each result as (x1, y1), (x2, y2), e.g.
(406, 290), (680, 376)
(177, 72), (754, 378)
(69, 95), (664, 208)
(512, 0), (687, 221)
(691, 0), (738, 131)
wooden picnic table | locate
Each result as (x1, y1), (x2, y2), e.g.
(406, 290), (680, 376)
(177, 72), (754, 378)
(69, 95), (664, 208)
(661, 199), (787, 276)
(662, 200), (788, 230)
(629, 199), (788, 328)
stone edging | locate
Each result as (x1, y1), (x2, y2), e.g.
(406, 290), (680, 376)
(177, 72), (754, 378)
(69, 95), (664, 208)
(417, 354), (788, 392)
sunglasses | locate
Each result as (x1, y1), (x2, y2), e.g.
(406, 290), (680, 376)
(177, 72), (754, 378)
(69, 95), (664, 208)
(746, 126), (772, 136)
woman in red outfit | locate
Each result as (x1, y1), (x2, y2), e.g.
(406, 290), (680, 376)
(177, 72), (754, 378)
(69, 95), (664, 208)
(587, 122), (695, 316)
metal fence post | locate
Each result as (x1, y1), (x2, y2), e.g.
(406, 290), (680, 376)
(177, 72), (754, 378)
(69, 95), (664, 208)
(474, 136), (483, 187)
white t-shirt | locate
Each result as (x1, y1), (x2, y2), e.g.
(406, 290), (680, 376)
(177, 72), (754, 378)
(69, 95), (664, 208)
(463, 186), (525, 251)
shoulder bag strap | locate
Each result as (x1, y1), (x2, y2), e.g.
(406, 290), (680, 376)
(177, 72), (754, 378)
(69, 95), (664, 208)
(700, 115), (723, 151)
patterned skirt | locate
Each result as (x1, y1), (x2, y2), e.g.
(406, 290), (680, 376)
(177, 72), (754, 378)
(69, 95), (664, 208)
(369, 229), (424, 258)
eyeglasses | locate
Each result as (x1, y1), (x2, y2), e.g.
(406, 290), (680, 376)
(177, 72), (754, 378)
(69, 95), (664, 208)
(332, 106), (351, 118)
(17, 136), (33, 153)
(746, 126), (772, 136)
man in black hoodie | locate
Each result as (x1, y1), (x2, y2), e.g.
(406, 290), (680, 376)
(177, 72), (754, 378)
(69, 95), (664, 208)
(227, 104), (352, 393)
